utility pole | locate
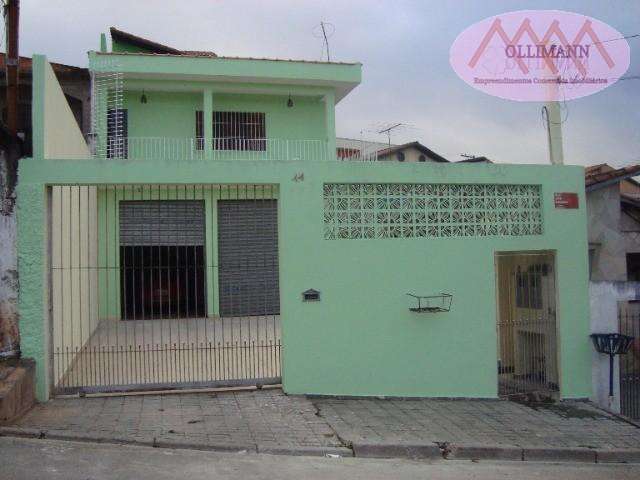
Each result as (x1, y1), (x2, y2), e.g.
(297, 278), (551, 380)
(543, 101), (564, 165)
(5, 0), (19, 138)
(1, 0), (21, 358)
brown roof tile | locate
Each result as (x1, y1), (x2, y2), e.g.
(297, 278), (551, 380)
(585, 163), (640, 188)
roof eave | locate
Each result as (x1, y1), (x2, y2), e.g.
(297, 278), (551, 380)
(89, 51), (362, 102)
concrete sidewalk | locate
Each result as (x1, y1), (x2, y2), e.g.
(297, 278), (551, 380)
(313, 396), (640, 462)
(1, 388), (348, 456)
(2, 388), (640, 463)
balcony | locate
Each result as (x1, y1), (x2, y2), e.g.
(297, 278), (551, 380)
(90, 137), (378, 162)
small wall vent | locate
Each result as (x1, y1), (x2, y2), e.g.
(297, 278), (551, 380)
(302, 289), (320, 302)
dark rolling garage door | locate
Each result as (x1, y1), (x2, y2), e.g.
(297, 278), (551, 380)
(217, 200), (279, 316)
(119, 200), (207, 319)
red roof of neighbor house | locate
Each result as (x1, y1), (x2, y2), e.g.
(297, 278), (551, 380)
(0, 53), (89, 79)
(585, 163), (640, 190)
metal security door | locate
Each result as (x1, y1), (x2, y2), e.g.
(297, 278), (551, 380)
(496, 252), (559, 397)
(120, 201), (207, 320)
(217, 200), (280, 316)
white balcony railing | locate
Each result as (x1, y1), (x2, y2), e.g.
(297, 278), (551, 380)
(92, 137), (378, 162)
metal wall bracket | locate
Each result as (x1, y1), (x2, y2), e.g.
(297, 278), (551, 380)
(407, 293), (452, 313)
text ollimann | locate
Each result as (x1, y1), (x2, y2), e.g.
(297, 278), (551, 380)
(505, 44), (590, 59)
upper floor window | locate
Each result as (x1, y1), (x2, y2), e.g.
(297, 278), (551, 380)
(196, 111), (266, 151)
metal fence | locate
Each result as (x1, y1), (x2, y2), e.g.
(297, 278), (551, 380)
(496, 252), (559, 397)
(100, 137), (332, 162)
(48, 184), (282, 395)
(619, 303), (640, 419)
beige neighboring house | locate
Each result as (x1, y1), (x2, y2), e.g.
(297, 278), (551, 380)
(586, 163), (640, 281)
(376, 141), (449, 163)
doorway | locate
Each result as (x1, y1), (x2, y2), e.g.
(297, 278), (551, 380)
(496, 252), (559, 397)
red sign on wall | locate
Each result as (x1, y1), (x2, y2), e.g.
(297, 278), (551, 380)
(554, 192), (579, 209)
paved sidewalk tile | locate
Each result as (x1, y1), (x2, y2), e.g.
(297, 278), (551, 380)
(7, 389), (343, 453)
(312, 397), (640, 450)
(5, 389), (640, 458)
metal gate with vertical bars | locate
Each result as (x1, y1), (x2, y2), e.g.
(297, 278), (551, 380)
(496, 252), (559, 397)
(619, 302), (640, 419)
(49, 184), (281, 395)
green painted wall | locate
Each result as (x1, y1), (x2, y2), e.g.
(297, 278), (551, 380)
(122, 90), (327, 143)
(124, 91), (201, 139)
(18, 158), (591, 402)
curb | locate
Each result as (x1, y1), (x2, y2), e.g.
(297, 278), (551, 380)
(3, 427), (640, 464)
(0, 427), (257, 454)
(257, 445), (353, 457)
(446, 443), (523, 461)
(351, 442), (442, 460)
(596, 449), (640, 464)
(522, 447), (596, 463)
(0, 427), (349, 458)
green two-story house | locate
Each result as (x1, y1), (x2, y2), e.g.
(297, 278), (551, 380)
(18, 27), (592, 403)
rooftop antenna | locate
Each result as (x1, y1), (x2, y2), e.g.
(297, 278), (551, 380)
(313, 21), (335, 61)
(378, 123), (404, 148)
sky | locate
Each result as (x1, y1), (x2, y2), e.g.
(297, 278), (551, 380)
(12, 0), (640, 167)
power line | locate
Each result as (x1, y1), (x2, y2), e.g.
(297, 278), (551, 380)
(589, 32), (640, 46)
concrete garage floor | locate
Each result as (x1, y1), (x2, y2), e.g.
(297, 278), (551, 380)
(3, 389), (640, 462)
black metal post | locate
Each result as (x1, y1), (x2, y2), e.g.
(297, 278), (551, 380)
(609, 352), (614, 398)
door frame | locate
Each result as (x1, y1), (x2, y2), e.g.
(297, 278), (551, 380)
(494, 250), (561, 397)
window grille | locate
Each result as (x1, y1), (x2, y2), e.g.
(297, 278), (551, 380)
(196, 111), (266, 151)
(107, 108), (128, 159)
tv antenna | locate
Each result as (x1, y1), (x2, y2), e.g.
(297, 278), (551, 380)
(378, 123), (406, 147)
(313, 21), (335, 61)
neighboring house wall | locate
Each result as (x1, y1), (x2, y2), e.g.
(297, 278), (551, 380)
(36, 58), (91, 159)
(589, 281), (640, 413)
(587, 184), (627, 281)
(379, 146), (438, 163)
(336, 138), (391, 156)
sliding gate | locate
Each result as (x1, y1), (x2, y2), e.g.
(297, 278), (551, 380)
(49, 184), (281, 395)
